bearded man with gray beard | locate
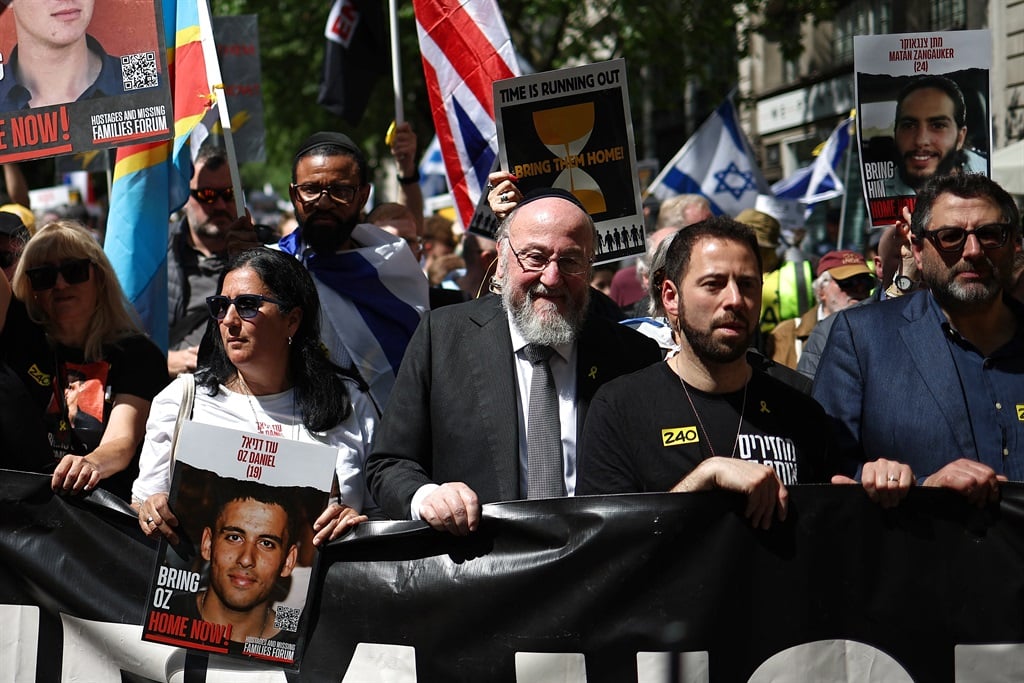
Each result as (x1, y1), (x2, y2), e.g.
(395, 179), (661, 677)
(365, 189), (660, 534)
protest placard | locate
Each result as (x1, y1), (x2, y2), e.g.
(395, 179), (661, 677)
(494, 58), (645, 263)
(0, 0), (172, 163)
(141, 421), (336, 667)
(854, 29), (991, 226)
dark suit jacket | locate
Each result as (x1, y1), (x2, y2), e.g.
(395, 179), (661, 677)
(812, 290), (1023, 478)
(366, 294), (662, 518)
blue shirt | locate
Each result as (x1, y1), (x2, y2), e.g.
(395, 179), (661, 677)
(934, 294), (1024, 479)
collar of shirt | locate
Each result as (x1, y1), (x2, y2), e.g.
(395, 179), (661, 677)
(929, 291), (1024, 358)
(507, 316), (574, 363)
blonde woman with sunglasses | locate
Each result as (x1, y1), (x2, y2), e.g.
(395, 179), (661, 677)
(0, 220), (167, 500)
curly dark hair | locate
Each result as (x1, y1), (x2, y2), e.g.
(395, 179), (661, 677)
(196, 248), (359, 432)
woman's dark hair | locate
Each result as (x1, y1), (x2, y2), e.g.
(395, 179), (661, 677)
(196, 248), (356, 432)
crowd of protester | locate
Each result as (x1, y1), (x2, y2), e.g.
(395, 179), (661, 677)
(0, 118), (1020, 567)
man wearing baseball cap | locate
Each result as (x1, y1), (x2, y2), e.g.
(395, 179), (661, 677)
(766, 249), (875, 371)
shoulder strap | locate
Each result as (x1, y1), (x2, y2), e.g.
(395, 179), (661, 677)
(170, 373), (196, 468)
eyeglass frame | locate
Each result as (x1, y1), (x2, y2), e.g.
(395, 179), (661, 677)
(25, 258), (93, 291)
(915, 223), (1012, 253)
(504, 237), (593, 277)
(206, 294), (288, 321)
(290, 182), (360, 205)
(189, 187), (235, 204)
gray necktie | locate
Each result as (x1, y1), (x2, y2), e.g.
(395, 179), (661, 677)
(523, 343), (565, 498)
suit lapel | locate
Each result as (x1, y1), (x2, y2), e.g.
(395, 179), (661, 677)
(575, 317), (605, 438)
(898, 294), (977, 457)
(466, 297), (521, 500)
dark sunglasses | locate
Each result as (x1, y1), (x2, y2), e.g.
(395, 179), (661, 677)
(918, 223), (1011, 253)
(189, 187), (235, 204)
(25, 259), (92, 291)
(206, 294), (286, 320)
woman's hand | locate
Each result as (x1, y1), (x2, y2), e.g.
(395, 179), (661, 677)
(138, 492), (181, 544)
(51, 454), (103, 493)
(312, 502), (367, 547)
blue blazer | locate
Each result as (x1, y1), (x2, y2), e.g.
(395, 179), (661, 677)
(812, 290), (1023, 480)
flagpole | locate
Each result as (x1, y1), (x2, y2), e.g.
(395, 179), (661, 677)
(837, 116), (854, 249)
(389, 0), (404, 123)
(196, 0), (245, 218)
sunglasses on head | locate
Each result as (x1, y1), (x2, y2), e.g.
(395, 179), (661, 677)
(25, 259), (92, 291)
(189, 187), (235, 204)
(206, 294), (286, 320)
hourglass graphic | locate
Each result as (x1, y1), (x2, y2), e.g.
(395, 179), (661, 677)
(532, 103), (606, 213)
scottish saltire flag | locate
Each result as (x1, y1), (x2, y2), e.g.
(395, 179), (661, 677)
(648, 98), (772, 216)
(414, 0), (520, 228)
(418, 135), (449, 198)
(773, 112), (854, 207)
(280, 224), (428, 407)
(106, 0), (215, 350)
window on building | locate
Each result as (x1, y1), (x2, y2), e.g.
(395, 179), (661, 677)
(930, 0), (966, 29)
(833, 0), (893, 65)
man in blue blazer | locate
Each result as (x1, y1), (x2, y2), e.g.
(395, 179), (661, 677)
(366, 189), (660, 534)
(813, 173), (1023, 505)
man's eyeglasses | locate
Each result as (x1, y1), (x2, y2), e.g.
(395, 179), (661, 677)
(505, 238), (592, 277)
(206, 294), (286, 320)
(918, 223), (1011, 253)
(25, 259), (92, 291)
(189, 187), (235, 204)
(291, 183), (359, 205)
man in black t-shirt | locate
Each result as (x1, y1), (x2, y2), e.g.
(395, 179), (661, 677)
(579, 217), (913, 527)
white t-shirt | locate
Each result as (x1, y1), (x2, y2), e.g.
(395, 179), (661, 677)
(131, 375), (377, 513)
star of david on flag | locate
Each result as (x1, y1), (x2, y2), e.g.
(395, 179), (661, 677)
(772, 111), (854, 210)
(647, 98), (771, 216)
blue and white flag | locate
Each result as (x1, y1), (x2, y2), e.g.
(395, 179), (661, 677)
(280, 223), (428, 408)
(648, 98), (771, 216)
(772, 112), (854, 207)
(418, 135), (449, 198)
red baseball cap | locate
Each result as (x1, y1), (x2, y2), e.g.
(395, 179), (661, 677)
(816, 250), (872, 280)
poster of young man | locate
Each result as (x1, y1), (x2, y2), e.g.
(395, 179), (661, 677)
(0, 0), (172, 163)
(854, 29), (991, 226)
(493, 58), (645, 264)
(142, 422), (336, 667)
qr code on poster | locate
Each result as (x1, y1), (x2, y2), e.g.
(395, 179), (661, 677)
(274, 605), (301, 633)
(120, 52), (159, 91)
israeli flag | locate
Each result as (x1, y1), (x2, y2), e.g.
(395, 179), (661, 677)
(647, 98), (772, 216)
(418, 135), (449, 198)
(773, 112), (854, 207)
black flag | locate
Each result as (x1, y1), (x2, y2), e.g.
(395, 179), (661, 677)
(318, 0), (389, 125)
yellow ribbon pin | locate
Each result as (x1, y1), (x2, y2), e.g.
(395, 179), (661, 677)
(588, 366), (597, 380)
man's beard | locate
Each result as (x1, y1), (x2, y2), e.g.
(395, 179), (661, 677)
(501, 271), (588, 346)
(677, 305), (752, 364)
(301, 211), (360, 254)
(923, 253), (1009, 311)
(898, 147), (964, 190)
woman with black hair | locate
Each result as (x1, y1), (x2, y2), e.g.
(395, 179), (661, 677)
(132, 248), (377, 546)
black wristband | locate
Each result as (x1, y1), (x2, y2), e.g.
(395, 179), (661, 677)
(397, 170), (420, 185)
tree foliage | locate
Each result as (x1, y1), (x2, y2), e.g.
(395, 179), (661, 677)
(209, 0), (837, 195)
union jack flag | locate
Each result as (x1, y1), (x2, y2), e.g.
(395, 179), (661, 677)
(414, 0), (520, 228)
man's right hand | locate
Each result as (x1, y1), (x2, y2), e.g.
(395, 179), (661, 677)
(922, 458), (1005, 507)
(671, 457), (788, 530)
(226, 212), (263, 257)
(418, 482), (480, 536)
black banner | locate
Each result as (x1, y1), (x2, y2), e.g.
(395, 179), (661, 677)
(2, 470), (1024, 681)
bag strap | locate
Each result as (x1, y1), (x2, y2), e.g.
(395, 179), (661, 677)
(170, 373), (196, 468)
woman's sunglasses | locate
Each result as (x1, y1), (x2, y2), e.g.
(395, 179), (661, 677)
(25, 259), (92, 291)
(206, 294), (285, 320)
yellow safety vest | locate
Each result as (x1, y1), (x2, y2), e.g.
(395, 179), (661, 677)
(760, 260), (814, 334)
